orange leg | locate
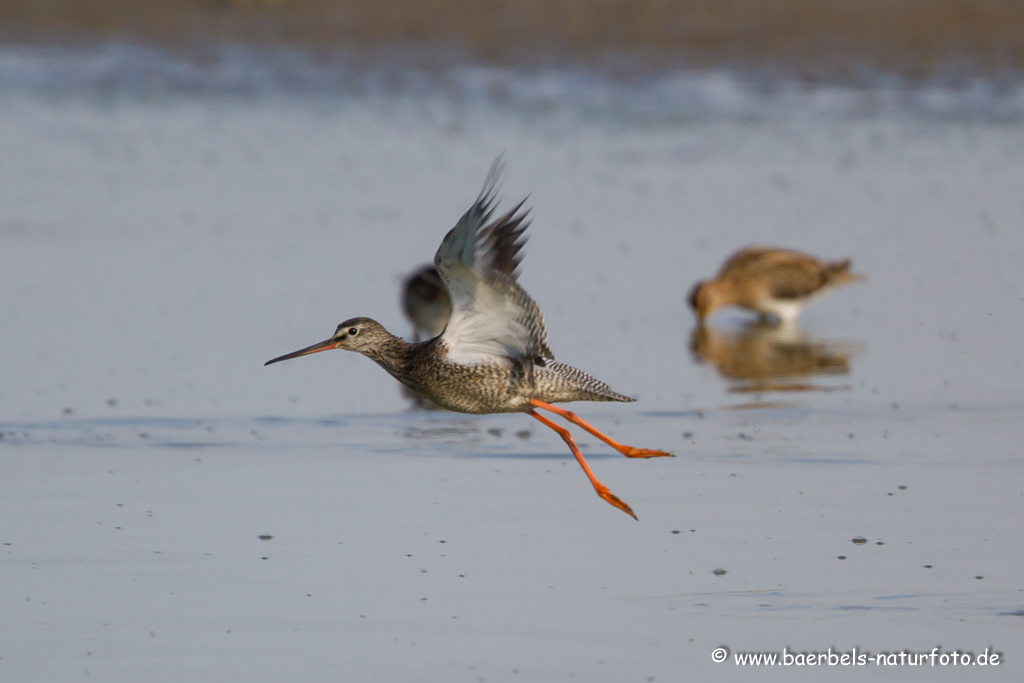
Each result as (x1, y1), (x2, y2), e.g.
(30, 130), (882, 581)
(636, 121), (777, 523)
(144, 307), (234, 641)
(529, 411), (637, 520)
(529, 400), (674, 459)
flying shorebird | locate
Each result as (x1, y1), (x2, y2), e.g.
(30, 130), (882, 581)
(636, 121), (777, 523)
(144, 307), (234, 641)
(688, 246), (864, 325)
(266, 160), (671, 519)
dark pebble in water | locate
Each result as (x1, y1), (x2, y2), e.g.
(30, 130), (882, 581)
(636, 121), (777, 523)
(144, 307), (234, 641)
(975, 576), (984, 580)
(106, 399), (117, 407)
(876, 541), (885, 545)
(62, 407), (73, 415)
(923, 565), (933, 568)
(671, 530), (680, 534)
(898, 485), (907, 490)
(851, 536), (868, 545)
(682, 432), (693, 438)
(487, 427), (503, 437)
(258, 534), (272, 541)
(712, 568), (727, 576)
(515, 430), (531, 440)
(738, 433), (753, 441)
(838, 556), (847, 560)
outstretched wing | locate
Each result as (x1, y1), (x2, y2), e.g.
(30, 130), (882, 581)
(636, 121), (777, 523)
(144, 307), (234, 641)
(433, 159), (553, 367)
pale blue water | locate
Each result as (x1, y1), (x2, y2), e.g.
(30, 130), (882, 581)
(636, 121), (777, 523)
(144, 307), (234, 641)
(1, 50), (1022, 681)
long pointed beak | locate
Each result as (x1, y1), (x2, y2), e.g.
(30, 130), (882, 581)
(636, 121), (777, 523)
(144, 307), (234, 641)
(265, 338), (337, 366)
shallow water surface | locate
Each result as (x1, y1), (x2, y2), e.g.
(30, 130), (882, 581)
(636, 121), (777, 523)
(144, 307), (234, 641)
(1, 88), (1022, 681)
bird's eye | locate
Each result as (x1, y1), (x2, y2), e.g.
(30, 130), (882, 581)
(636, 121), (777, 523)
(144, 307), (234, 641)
(348, 327), (359, 336)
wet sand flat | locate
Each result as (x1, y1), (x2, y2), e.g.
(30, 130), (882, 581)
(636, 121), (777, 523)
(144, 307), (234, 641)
(3, 0), (1024, 75)
(1, 90), (1023, 680)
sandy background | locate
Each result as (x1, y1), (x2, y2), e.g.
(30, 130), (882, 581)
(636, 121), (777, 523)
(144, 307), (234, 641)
(3, 0), (1024, 76)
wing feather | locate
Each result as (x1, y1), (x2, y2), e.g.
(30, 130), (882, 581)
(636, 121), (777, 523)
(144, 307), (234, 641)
(433, 159), (553, 367)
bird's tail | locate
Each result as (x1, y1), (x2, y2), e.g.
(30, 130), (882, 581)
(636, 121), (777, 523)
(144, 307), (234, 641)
(542, 360), (636, 403)
(826, 259), (866, 286)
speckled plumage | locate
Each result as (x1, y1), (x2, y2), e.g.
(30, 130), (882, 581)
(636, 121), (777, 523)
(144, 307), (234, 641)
(266, 159), (670, 519)
(343, 321), (633, 414)
(326, 161), (631, 414)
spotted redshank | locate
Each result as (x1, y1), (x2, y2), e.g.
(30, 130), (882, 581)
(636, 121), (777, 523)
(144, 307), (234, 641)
(266, 159), (671, 519)
(688, 246), (864, 325)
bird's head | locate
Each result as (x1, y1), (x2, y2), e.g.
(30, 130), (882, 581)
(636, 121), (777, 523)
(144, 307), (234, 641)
(687, 280), (719, 324)
(265, 317), (392, 365)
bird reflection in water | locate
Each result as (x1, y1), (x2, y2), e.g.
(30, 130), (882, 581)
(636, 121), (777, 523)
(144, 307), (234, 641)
(690, 323), (862, 394)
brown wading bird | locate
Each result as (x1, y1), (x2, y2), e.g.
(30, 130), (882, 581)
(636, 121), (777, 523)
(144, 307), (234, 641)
(688, 247), (864, 325)
(266, 160), (672, 519)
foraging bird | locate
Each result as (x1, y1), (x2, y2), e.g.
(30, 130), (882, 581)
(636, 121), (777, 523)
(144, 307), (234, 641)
(266, 160), (671, 519)
(688, 246), (864, 325)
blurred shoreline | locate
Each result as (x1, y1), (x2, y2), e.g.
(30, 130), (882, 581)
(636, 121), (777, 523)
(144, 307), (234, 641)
(3, 42), (1023, 120)
(2, 0), (1024, 79)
